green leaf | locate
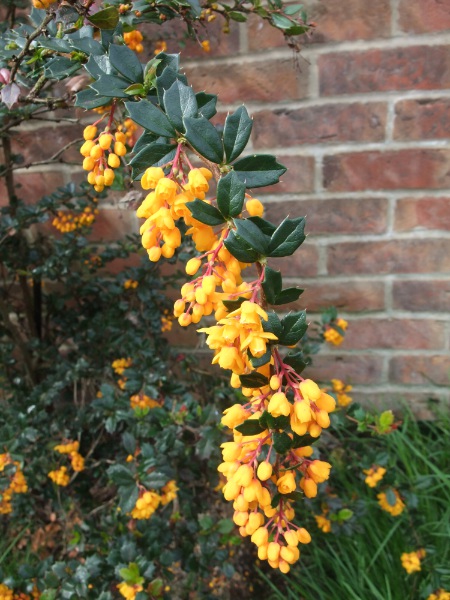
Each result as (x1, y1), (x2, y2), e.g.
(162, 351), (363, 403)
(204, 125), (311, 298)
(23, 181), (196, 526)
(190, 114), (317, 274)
(284, 4), (304, 16)
(234, 218), (270, 255)
(271, 13), (295, 29)
(268, 216), (306, 257)
(186, 199), (226, 226)
(338, 508), (354, 521)
(232, 154), (286, 188)
(217, 518), (235, 534)
(122, 432), (136, 455)
(235, 420), (266, 435)
(164, 80), (198, 132)
(155, 67), (188, 108)
(224, 230), (260, 263)
(263, 312), (283, 338)
(259, 411), (290, 431)
(118, 483), (139, 514)
(273, 287), (304, 305)
(223, 106), (253, 163)
(385, 488), (397, 507)
(196, 92), (217, 119)
(90, 75), (130, 98)
(239, 372), (269, 388)
(87, 6), (119, 29)
(280, 311), (307, 346)
(272, 431), (292, 454)
(228, 11), (247, 21)
(133, 131), (158, 155)
(222, 296), (248, 312)
(124, 83), (146, 96)
(262, 266), (282, 305)
(125, 99), (175, 137)
(107, 464), (135, 486)
(216, 171), (246, 218)
(291, 432), (318, 448)
(44, 56), (81, 80)
(129, 143), (176, 178)
(109, 44), (143, 83)
(184, 116), (223, 164)
(75, 88), (111, 110)
(271, 492), (281, 508)
(248, 216), (276, 236)
(119, 563), (144, 585)
(283, 351), (309, 375)
(249, 348), (272, 368)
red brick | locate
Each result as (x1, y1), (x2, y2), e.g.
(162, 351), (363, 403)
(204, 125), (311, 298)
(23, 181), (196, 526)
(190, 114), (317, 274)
(90, 208), (138, 241)
(394, 99), (450, 141)
(323, 150), (450, 192)
(319, 46), (450, 96)
(294, 280), (385, 312)
(14, 170), (66, 204)
(105, 254), (142, 275)
(327, 239), (450, 275)
(269, 241), (319, 277)
(261, 155), (315, 194)
(11, 124), (84, 165)
(265, 197), (388, 234)
(393, 279), (450, 312)
(252, 103), (387, 148)
(164, 321), (199, 348)
(343, 318), (445, 350)
(304, 354), (384, 385)
(398, 0), (450, 33)
(247, 0), (391, 49)
(395, 197), (450, 231)
(389, 355), (450, 385)
(184, 58), (308, 103)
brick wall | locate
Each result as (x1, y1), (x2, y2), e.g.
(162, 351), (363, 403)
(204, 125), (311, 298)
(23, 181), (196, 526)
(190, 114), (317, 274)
(180, 0), (450, 414)
(6, 0), (449, 414)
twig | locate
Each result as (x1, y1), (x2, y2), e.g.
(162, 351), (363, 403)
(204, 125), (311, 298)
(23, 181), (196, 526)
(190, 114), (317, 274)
(9, 138), (83, 172)
(9, 11), (55, 83)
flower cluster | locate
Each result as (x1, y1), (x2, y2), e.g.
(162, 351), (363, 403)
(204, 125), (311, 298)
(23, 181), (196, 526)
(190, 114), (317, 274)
(123, 30), (144, 53)
(0, 453), (28, 515)
(117, 582), (143, 600)
(0, 584), (38, 600)
(324, 317), (348, 346)
(80, 123), (127, 192)
(363, 465), (386, 488)
(48, 440), (85, 486)
(112, 357), (132, 375)
(428, 590), (450, 600)
(51, 205), (98, 233)
(330, 378), (353, 406)
(129, 393), (160, 411)
(377, 488), (405, 516)
(31, 0), (56, 8)
(123, 279), (139, 290)
(130, 480), (178, 520)
(401, 548), (426, 574)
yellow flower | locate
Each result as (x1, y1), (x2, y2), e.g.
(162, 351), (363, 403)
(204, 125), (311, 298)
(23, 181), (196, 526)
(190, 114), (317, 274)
(377, 489), (405, 516)
(267, 392), (291, 418)
(363, 465), (386, 487)
(428, 589), (450, 600)
(401, 549), (425, 574)
(277, 472), (296, 494)
(314, 514), (331, 533)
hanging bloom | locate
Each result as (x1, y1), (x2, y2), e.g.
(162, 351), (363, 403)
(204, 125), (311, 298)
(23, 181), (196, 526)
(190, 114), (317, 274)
(401, 549), (425, 574)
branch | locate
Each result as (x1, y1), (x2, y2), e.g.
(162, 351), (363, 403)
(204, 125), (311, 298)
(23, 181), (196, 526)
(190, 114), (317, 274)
(9, 11), (55, 83)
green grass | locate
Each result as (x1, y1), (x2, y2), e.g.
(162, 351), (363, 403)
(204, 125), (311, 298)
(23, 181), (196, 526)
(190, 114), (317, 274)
(258, 407), (450, 600)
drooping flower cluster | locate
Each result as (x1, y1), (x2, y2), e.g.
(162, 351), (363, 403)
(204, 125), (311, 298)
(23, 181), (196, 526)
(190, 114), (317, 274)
(428, 590), (450, 600)
(330, 378), (353, 406)
(80, 122), (127, 192)
(117, 581), (143, 600)
(363, 465), (386, 488)
(129, 393), (160, 411)
(0, 453), (28, 515)
(52, 205), (98, 233)
(123, 30), (144, 53)
(130, 480), (178, 520)
(324, 317), (348, 346)
(377, 488), (405, 516)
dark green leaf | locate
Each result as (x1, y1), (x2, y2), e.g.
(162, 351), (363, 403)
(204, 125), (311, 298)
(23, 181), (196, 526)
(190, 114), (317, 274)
(235, 420), (266, 435)
(249, 348), (272, 368)
(90, 75), (130, 98)
(273, 431), (292, 454)
(228, 11), (247, 21)
(239, 372), (269, 388)
(44, 57), (81, 80)
(222, 296), (247, 312)
(69, 37), (104, 55)
(125, 99), (175, 137)
(109, 44), (143, 83)
(196, 92), (217, 119)
(262, 266), (282, 305)
(223, 106), (253, 163)
(87, 6), (119, 29)
(164, 80), (198, 132)
(129, 143), (176, 178)
(122, 432), (136, 454)
(280, 311), (307, 346)
(186, 199), (226, 226)
(283, 351), (309, 375)
(271, 492), (281, 508)
(234, 218), (270, 255)
(216, 171), (246, 218)
(273, 287), (304, 305)
(263, 311), (283, 338)
(233, 154), (286, 188)
(260, 411), (290, 431)
(107, 464), (135, 486)
(268, 216), (306, 257)
(155, 67), (188, 108)
(133, 131), (158, 155)
(184, 116), (224, 164)
(224, 230), (260, 263)
(118, 484), (139, 514)
(75, 88), (111, 110)
(291, 432), (318, 448)
(247, 216), (277, 236)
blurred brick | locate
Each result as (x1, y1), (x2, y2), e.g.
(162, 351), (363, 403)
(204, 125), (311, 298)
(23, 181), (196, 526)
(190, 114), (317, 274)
(395, 197), (450, 231)
(261, 155), (315, 194)
(319, 46), (450, 96)
(323, 150), (450, 192)
(164, 322), (199, 347)
(393, 279), (450, 312)
(11, 124), (84, 165)
(252, 103), (387, 148)
(265, 197), (388, 234)
(398, 0), (450, 33)
(327, 239), (450, 275)
(304, 354), (384, 384)
(394, 98), (450, 141)
(343, 318), (445, 350)
(90, 208), (138, 241)
(295, 280), (385, 312)
(14, 170), (66, 204)
(389, 355), (450, 385)
(269, 242), (319, 277)
(184, 57), (308, 103)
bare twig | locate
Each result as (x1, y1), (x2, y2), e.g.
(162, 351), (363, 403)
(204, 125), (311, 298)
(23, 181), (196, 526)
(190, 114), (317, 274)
(9, 11), (55, 83)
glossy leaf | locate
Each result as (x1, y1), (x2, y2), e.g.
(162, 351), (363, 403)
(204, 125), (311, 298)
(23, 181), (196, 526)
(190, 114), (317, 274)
(186, 199), (226, 226)
(233, 154), (286, 188)
(109, 43), (143, 83)
(164, 80), (198, 132)
(235, 420), (266, 436)
(280, 311), (307, 346)
(196, 92), (217, 119)
(87, 6), (119, 29)
(223, 106), (253, 163)
(125, 99), (175, 137)
(216, 171), (246, 219)
(234, 218), (270, 255)
(268, 216), (306, 257)
(184, 116), (223, 164)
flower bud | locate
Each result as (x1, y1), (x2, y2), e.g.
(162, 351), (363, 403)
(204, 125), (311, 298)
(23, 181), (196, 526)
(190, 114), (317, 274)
(186, 257), (202, 276)
(257, 461), (272, 482)
(83, 125), (97, 140)
(297, 528), (311, 544)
